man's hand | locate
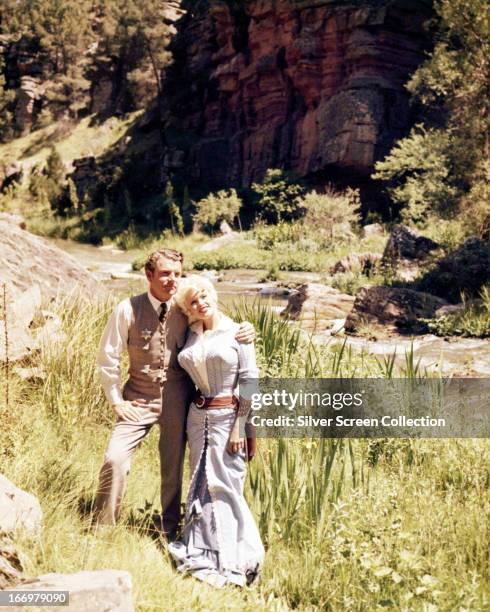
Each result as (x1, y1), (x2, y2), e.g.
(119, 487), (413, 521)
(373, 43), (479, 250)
(235, 321), (255, 344)
(112, 400), (147, 422)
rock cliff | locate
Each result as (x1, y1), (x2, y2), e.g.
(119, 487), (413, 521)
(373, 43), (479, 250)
(162, 0), (432, 192)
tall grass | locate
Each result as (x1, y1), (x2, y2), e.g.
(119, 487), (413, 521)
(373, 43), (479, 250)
(0, 298), (488, 610)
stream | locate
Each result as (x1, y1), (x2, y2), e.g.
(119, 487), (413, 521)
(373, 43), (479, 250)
(53, 238), (490, 376)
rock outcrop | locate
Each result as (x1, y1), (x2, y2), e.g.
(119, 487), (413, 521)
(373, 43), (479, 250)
(0, 218), (102, 302)
(416, 237), (490, 304)
(0, 539), (23, 589)
(281, 283), (355, 330)
(162, 0), (431, 191)
(0, 475), (43, 537)
(381, 224), (441, 280)
(329, 252), (381, 275)
(345, 285), (447, 334)
(11, 571), (134, 612)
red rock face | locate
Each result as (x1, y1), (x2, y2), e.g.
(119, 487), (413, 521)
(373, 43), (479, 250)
(162, 0), (431, 190)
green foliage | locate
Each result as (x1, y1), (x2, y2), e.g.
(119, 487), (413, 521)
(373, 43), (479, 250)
(1, 296), (489, 609)
(373, 126), (459, 224)
(169, 202), (184, 236)
(331, 271), (372, 296)
(193, 188), (242, 231)
(191, 245), (323, 272)
(0, 0), (172, 124)
(299, 187), (361, 246)
(254, 221), (313, 251)
(373, 0), (490, 234)
(0, 55), (15, 143)
(424, 286), (490, 338)
(96, 0), (171, 105)
(251, 168), (305, 223)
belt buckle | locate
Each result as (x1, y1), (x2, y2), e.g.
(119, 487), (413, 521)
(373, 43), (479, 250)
(195, 395), (206, 409)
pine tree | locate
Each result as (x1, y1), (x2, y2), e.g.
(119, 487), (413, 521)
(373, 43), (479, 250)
(97, 0), (171, 107)
(0, 55), (15, 143)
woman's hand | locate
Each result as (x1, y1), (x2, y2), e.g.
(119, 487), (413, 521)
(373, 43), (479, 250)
(227, 434), (245, 454)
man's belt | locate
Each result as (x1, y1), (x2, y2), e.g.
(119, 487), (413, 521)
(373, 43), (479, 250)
(192, 392), (238, 410)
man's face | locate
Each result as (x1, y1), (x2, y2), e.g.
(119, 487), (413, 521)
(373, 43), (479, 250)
(146, 257), (182, 302)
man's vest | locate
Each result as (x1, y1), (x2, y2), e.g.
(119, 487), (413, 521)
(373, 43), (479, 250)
(122, 293), (189, 405)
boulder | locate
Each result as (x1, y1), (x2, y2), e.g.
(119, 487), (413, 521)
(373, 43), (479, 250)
(219, 220), (233, 235)
(329, 252), (381, 275)
(12, 570), (134, 612)
(416, 237), (490, 303)
(381, 225), (441, 280)
(344, 285), (448, 334)
(0, 539), (23, 589)
(0, 213), (26, 229)
(0, 474), (43, 537)
(0, 285), (42, 362)
(0, 221), (102, 303)
(281, 283), (355, 331)
(0, 286), (63, 363)
(361, 223), (385, 238)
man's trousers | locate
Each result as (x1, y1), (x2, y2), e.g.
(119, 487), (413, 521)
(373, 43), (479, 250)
(94, 378), (193, 533)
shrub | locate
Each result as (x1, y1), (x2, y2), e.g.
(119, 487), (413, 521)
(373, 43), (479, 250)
(193, 189), (242, 231)
(251, 168), (305, 224)
(373, 126), (459, 224)
(254, 221), (306, 251)
(424, 286), (490, 338)
(331, 272), (371, 296)
(298, 187), (361, 246)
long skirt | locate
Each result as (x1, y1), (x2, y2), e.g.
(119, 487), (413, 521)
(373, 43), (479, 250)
(168, 403), (264, 587)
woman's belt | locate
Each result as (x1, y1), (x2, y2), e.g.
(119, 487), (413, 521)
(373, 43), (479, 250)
(192, 392), (238, 410)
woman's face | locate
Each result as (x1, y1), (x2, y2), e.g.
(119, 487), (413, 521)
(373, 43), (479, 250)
(186, 288), (217, 320)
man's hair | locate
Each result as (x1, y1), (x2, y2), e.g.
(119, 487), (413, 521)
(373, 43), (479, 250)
(144, 248), (184, 274)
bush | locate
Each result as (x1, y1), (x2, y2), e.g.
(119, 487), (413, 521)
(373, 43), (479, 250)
(251, 169), (305, 224)
(424, 286), (490, 338)
(331, 271), (371, 296)
(254, 221), (307, 251)
(193, 189), (242, 231)
(298, 187), (361, 247)
(373, 126), (460, 225)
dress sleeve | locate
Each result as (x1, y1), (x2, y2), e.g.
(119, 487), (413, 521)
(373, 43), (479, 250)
(236, 341), (259, 419)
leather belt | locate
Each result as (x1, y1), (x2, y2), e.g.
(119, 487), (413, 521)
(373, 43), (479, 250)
(193, 392), (238, 410)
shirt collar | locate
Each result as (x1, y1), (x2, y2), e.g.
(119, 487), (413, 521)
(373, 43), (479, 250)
(147, 290), (172, 313)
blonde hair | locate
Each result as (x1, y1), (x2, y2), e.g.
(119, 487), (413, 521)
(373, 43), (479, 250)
(175, 274), (218, 319)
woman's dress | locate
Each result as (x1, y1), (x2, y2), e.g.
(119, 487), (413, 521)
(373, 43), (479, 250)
(168, 315), (264, 587)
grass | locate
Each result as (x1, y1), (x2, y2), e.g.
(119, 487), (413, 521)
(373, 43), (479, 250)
(1, 297), (489, 610)
(0, 113), (142, 234)
(423, 286), (490, 338)
(0, 113), (142, 172)
(128, 228), (387, 275)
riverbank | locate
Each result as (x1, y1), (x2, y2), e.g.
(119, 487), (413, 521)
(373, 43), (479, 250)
(50, 236), (490, 376)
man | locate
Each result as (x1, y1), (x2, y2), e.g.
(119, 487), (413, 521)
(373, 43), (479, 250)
(94, 247), (254, 537)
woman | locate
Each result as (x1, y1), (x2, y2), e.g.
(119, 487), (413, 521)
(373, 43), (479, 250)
(168, 275), (264, 588)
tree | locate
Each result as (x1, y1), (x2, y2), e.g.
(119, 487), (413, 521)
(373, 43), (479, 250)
(96, 0), (171, 106)
(193, 189), (242, 231)
(1, 0), (94, 119)
(0, 56), (15, 143)
(373, 125), (459, 224)
(252, 169), (304, 224)
(373, 0), (490, 233)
